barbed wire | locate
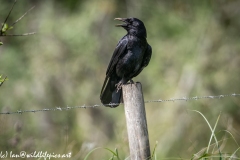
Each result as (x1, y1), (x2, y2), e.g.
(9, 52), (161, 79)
(0, 93), (239, 115)
(145, 93), (240, 103)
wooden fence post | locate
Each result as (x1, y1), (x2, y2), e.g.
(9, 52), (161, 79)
(122, 82), (151, 160)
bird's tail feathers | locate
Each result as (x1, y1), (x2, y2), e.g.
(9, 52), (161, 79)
(100, 76), (121, 107)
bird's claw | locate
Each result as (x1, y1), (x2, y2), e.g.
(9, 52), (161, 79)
(115, 82), (123, 92)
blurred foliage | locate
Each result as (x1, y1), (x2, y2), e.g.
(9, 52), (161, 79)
(0, 0), (240, 159)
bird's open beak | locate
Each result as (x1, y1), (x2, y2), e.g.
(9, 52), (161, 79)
(114, 18), (128, 27)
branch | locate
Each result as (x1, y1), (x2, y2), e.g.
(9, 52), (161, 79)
(1, 0), (17, 35)
(1, 32), (36, 36)
(0, 0), (36, 38)
(10, 6), (35, 28)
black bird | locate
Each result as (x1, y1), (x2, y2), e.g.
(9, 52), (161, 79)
(100, 17), (152, 107)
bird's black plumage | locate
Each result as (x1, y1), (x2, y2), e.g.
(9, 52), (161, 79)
(100, 17), (152, 107)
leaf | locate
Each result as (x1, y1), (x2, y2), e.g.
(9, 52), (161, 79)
(0, 76), (8, 82)
(1, 23), (13, 34)
(8, 26), (13, 30)
(2, 23), (9, 33)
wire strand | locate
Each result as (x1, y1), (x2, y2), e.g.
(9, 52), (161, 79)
(0, 93), (239, 115)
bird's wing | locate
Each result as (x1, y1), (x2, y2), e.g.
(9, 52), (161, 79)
(132, 43), (152, 77)
(142, 44), (152, 67)
(106, 36), (128, 76)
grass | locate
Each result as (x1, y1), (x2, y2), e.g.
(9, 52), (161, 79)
(84, 147), (121, 160)
(84, 110), (240, 160)
(190, 110), (239, 160)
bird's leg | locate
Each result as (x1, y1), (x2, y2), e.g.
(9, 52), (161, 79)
(115, 78), (129, 92)
(115, 81), (123, 92)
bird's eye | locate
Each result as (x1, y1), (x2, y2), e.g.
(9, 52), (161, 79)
(128, 18), (134, 22)
(127, 19), (133, 23)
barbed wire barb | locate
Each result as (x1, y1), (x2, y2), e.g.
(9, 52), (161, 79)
(0, 93), (239, 115)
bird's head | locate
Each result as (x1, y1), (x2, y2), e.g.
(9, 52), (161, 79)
(114, 17), (147, 38)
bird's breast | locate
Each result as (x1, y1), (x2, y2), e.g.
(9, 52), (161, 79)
(116, 41), (146, 78)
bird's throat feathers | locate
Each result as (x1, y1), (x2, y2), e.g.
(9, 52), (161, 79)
(127, 28), (147, 38)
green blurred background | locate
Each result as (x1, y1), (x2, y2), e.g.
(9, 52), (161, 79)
(1, 0), (240, 159)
